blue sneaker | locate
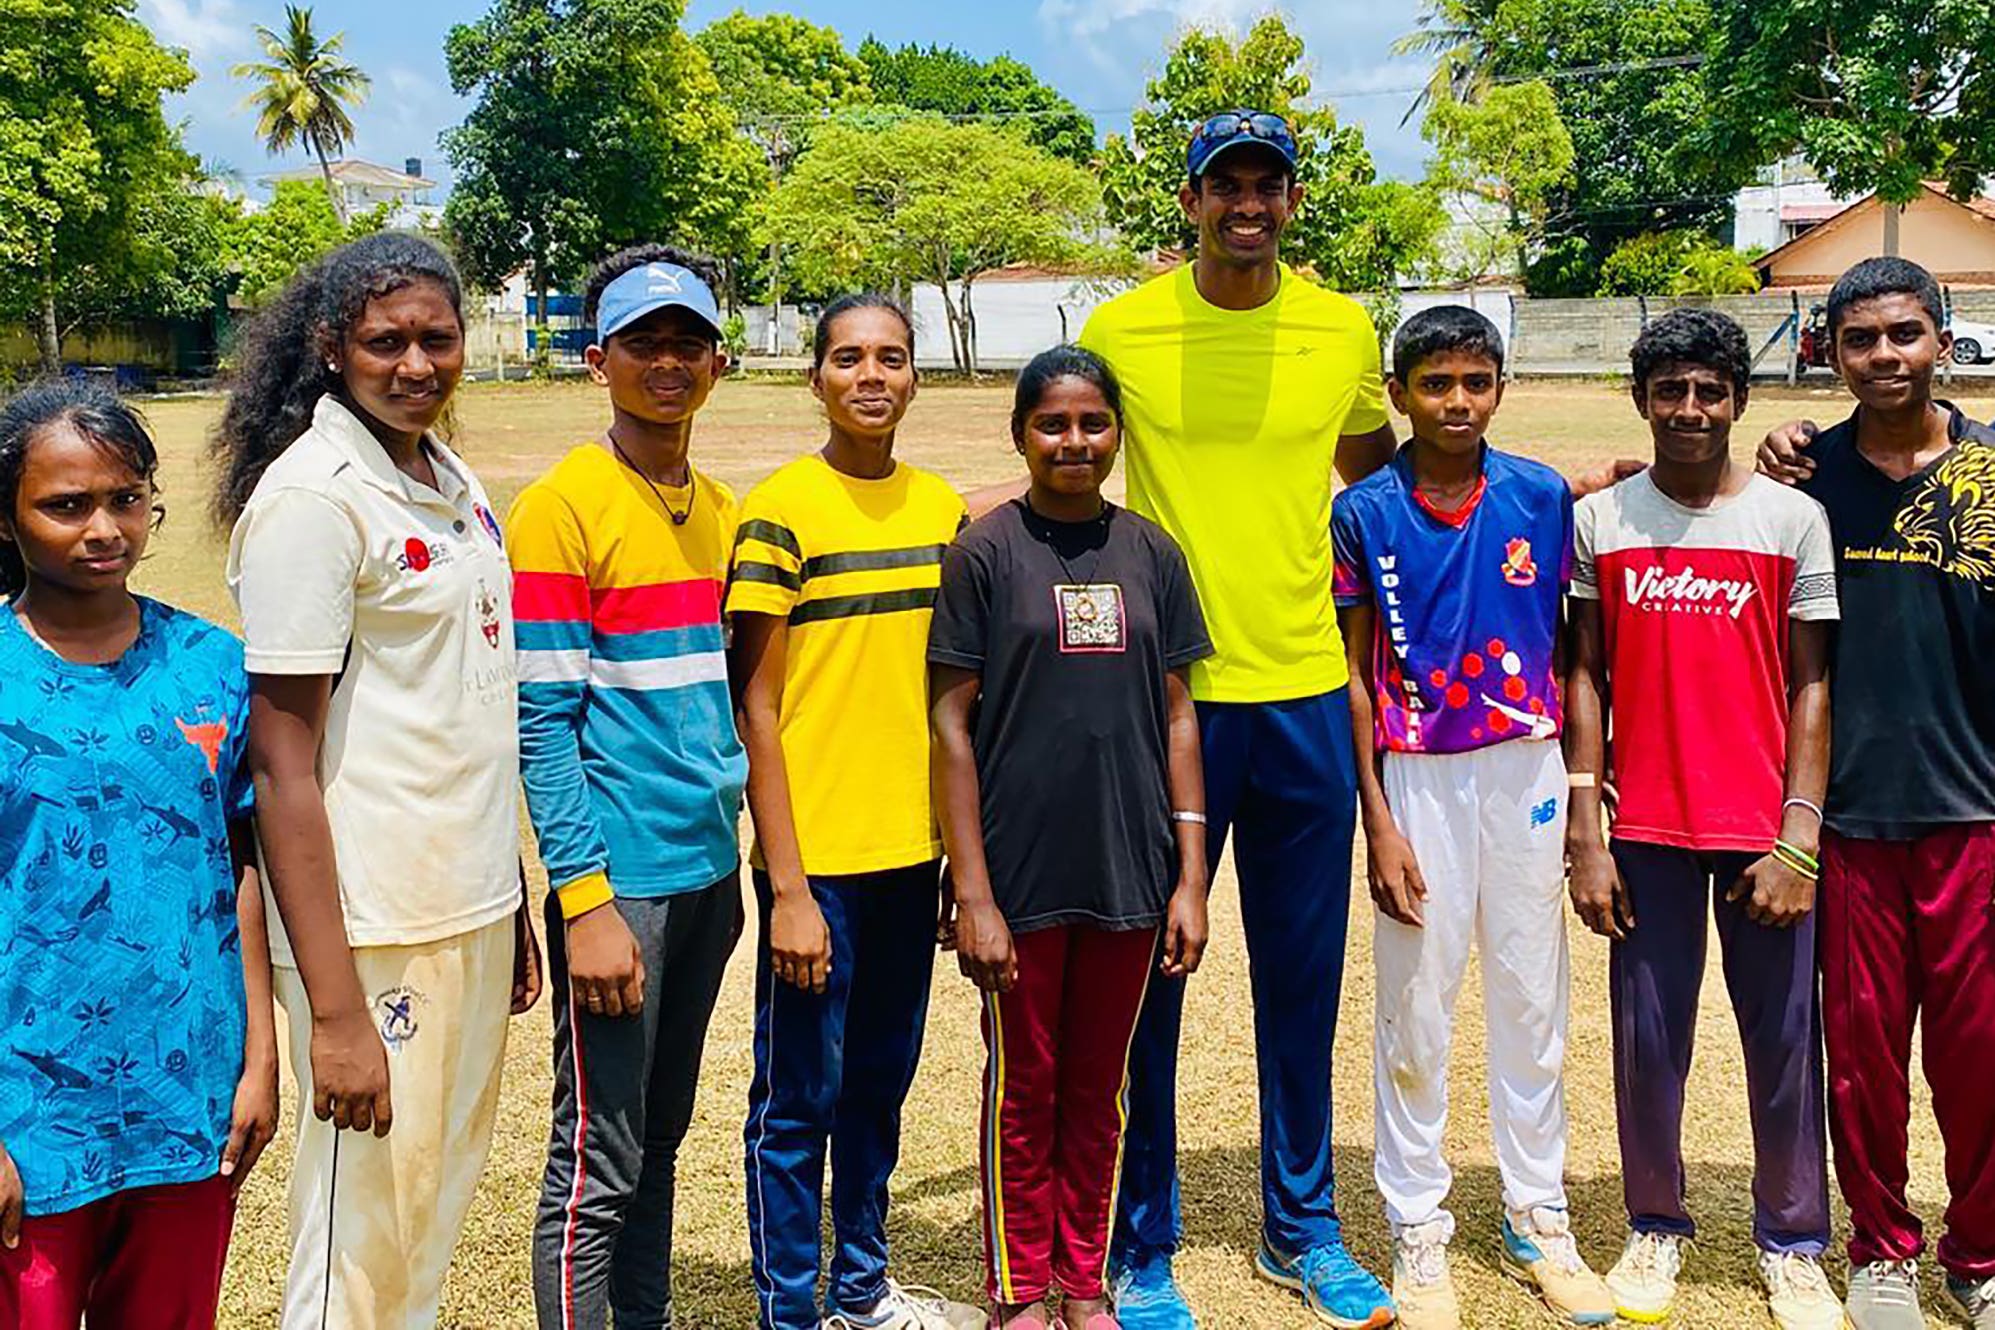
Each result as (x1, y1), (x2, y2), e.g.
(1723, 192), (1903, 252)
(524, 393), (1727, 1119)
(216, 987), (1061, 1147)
(1110, 1248), (1197, 1330)
(1255, 1239), (1396, 1329)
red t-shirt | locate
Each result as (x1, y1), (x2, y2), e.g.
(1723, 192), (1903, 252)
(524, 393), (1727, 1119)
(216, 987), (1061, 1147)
(1573, 472), (1838, 851)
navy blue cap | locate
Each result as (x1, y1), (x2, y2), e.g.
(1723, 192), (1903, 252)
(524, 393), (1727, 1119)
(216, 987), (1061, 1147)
(1186, 110), (1300, 178)
(596, 262), (723, 341)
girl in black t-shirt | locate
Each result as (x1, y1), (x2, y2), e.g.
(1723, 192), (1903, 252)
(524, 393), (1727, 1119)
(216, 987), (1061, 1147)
(929, 347), (1212, 1330)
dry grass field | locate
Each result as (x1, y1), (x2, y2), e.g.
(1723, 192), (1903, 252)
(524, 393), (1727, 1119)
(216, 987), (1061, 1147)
(115, 377), (1994, 1328)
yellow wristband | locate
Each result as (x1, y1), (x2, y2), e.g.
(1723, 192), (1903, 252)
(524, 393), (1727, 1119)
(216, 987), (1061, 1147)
(555, 871), (615, 920)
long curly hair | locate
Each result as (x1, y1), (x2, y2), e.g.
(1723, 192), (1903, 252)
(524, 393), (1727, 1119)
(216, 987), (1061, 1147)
(211, 232), (464, 524)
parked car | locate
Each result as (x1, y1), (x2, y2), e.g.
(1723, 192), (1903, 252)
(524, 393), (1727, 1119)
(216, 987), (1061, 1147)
(1951, 315), (1995, 366)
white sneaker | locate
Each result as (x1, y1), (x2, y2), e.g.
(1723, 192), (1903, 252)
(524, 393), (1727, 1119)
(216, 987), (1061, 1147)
(1605, 1231), (1685, 1324)
(825, 1280), (982, 1330)
(1846, 1260), (1923, 1330)
(1759, 1251), (1849, 1330)
(1393, 1219), (1461, 1330)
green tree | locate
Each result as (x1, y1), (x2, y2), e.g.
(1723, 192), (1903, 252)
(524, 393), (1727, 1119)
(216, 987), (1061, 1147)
(696, 12), (871, 306)
(1397, 0), (1755, 295)
(762, 117), (1109, 373)
(1098, 16), (1445, 293)
(0, 0), (203, 370)
(856, 40), (1095, 166)
(233, 5), (372, 221)
(1670, 241), (1759, 297)
(224, 180), (387, 303)
(442, 0), (762, 345)
(1422, 79), (1575, 284)
(1393, 0), (1506, 119)
(1694, 1), (1995, 250)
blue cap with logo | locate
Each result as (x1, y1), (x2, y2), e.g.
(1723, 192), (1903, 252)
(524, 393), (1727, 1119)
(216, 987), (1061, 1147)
(1186, 109), (1300, 179)
(595, 262), (724, 342)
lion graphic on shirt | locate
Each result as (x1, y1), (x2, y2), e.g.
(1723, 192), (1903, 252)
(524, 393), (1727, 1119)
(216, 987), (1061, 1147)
(1893, 440), (1995, 586)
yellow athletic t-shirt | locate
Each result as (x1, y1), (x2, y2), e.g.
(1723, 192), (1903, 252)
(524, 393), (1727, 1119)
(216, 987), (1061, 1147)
(726, 454), (966, 876)
(1079, 263), (1389, 702)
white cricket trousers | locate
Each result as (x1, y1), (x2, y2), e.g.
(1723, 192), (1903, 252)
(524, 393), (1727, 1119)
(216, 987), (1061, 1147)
(276, 916), (513, 1329)
(1373, 738), (1572, 1233)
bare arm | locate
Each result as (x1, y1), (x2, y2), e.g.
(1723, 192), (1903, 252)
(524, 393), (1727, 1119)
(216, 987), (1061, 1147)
(1339, 601), (1426, 926)
(962, 478), (1028, 522)
(1563, 599), (1634, 939)
(930, 664), (1015, 992)
(1728, 619), (1832, 925)
(1159, 669), (1209, 977)
(248, 673), (392, 1135)
(1335, 424), (1397, 486)
(221, 818), (278, 1190)
(729, 611), (832, 993)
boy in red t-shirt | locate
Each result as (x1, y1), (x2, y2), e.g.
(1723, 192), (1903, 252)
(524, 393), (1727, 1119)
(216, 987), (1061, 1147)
(1565, 309), (1843, 1330)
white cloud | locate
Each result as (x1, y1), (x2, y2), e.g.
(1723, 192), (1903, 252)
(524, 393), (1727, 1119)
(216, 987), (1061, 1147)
(140, 0), (254, 64)
(1034, 0), (1432, 177)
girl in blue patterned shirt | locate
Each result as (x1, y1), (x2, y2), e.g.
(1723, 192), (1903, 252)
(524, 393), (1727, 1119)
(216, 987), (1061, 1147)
(0, 381), (276, 1329)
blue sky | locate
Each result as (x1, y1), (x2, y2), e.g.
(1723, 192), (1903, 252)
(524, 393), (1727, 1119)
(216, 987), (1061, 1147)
(140, 0), (1436, 196)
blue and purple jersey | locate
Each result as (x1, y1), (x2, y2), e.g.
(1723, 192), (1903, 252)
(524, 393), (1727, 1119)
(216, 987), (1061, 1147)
(1332, 444), (1572, 755)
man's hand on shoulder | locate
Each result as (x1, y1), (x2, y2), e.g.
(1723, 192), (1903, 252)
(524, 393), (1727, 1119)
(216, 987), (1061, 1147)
(1568, 458), (1648, 499)
(1757, 420), (1821, 485)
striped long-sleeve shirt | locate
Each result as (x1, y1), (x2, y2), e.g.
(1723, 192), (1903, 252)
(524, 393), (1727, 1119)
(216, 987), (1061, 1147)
(508, 443), (746, 918)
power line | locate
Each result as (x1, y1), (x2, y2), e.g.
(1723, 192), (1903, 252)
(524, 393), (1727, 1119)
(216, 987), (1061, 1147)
(738, 54), (1709, 123)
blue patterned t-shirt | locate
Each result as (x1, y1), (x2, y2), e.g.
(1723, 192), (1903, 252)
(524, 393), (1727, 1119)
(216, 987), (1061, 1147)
(0, 597), (254, 1215)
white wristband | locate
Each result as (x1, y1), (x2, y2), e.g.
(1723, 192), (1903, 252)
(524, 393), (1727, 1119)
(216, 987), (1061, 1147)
(1171, 810), (1207, 825)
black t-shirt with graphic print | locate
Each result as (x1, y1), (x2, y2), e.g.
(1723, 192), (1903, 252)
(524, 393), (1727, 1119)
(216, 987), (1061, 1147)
(928, 499), (1212, 933)
(1801, 403), (1995, 838)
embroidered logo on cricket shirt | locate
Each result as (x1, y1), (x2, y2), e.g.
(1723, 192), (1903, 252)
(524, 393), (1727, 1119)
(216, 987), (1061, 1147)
(1055, 584), (1127, 653)
(398, 537), (455, 574)
(1529, 797), (1559, 829)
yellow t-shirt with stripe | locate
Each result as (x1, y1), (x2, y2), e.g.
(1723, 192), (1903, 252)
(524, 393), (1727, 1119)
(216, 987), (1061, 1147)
(1078, 263), (1390, 702)
(726, 454), (966, 876)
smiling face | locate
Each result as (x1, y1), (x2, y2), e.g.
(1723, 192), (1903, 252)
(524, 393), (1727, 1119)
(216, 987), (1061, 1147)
(587, 305), (727, 426)
(1017, 375), (1120, 501)
(1180, 146), (1301, 267)
(1390, 351), (1504, 458)
(1635, 362), (1747, 467)
(332, 279), (465, 441)
(1834, 292), (1952, 413)
(0, 420), (154, 596)
(810, 305), (916, 439)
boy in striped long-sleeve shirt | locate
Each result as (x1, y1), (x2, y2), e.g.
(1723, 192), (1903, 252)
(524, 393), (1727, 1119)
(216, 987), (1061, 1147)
(507, 246), (747, 1330)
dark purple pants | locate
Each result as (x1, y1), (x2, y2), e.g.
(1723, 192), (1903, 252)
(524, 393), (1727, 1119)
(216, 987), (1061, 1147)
(1608, 841), (1832, 1254)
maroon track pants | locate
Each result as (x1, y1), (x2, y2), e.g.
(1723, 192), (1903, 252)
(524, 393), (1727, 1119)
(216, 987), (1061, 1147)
(0, 1174), (234, 1329)
(980, 924), (1155, 1304)
(1822, 825), (1995, 1279)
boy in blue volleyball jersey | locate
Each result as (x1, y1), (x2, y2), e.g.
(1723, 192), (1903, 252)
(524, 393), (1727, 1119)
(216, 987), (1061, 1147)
(1332, 307), (1614, 1330)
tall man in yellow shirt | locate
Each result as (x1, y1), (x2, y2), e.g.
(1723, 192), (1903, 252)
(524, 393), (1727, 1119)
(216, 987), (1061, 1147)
(1076, 112), (1400, 1329)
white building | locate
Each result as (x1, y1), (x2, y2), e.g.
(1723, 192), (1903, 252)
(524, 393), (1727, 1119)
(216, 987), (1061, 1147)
(258, 157), (441, 229)
(1734, 159), (1859, 253)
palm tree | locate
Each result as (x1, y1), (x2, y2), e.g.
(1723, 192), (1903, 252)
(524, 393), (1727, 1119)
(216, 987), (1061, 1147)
(233, 6), (371, 220)
(1393, 0), (1505, 124)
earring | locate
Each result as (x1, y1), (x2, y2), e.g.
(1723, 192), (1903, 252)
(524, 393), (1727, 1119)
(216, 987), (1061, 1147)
(326, 362), (338, 373)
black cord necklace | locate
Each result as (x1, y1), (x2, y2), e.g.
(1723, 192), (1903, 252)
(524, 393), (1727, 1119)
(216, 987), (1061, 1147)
(609, 433), (693, 525)
(1024, 495), (1111, 586)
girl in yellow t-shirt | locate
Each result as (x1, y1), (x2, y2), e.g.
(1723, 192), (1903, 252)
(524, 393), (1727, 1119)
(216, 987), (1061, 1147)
(728, 295), (971, 1330)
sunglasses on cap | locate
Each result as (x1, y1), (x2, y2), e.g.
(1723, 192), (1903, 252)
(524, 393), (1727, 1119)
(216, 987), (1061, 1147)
(1195, 111), (1295, 146)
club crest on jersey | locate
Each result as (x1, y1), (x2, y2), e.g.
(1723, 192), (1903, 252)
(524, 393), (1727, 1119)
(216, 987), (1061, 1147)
(1502, 537), (1538, 587)
(475, 503), (504, 546)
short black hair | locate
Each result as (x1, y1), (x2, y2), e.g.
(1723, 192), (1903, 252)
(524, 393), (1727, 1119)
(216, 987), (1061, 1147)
(1392, 305), (1505, 383)
(1011, 345), (1123, 444)
(1827, 256), (1946, 336)
(1629, 308), (1752, 396)
(582, 244), (725, 332)
(2, 379), (162, 597)
(811, 293), (915, 370)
